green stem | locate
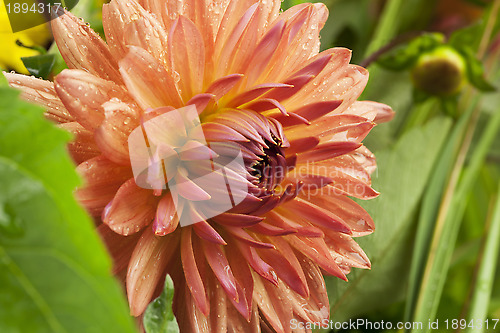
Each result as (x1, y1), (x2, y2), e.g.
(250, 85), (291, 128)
(412, 105), (500, 331)
(465, 183), (500, 333)
(365, 0), (404, 58)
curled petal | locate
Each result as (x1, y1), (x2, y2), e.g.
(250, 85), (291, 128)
(76, 156), (133, 216)
(103, 0), (168, 61)
(102, 178), (158, 235)
(153, 193), (179, 236)
(54, 69), (134, 130)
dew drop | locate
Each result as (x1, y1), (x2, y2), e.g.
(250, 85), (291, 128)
(172, 70), (180, 83)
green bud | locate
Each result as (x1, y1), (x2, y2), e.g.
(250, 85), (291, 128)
(410, 46), (467, 96)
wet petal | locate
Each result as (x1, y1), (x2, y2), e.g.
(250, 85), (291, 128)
(4, 72), (72, 123)
(102, 178), (158, 235)
(51, 8), (121, 82)
(127, 228), (176, 316)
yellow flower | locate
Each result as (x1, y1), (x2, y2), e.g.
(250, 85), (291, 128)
(0, 0), (51, 73)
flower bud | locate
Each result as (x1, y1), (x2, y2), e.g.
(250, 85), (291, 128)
(411, 46), (466, 96)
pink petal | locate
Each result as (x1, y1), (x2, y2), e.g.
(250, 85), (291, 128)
(244, 19), (285, 86)
(224, 227), (275, 249)
(273, 100), (343, 127)
(252, 273), (286, 333)
(282, 198), (353, 234)
(286, 136), (320, 155)
(214, 2), (259, 77)
(227, 82), (292, 108)
(285, 114), (373, 143)
(205, 74), (244, 100)
(235, 240), (278, 286)
(211, 213), (263, 227)
(175, 172), (211, 201)
(286, 234), (347, 280)
(295, 141), (362, 164)
(153, 193), (179, 236)
(186, 93), (216, 115)
(348, 100), (395, 123)
(257, 236), (309, 298)
(226, 242), (255, 321)
(202, 240), (239, 301)
(181, 228), (209, 316)
(202, 122), (250, 142)
(193, 220), (226, 245)
(265, 3), (329, 82)
(323, 229), (371, 269)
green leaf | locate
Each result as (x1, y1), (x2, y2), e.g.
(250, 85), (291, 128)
(325, 117), (452, 323)
(411, 108), (500, 331)
(460, 47), (497, 92)
(377, 33), (445, 71)
(143, 275), (179, 333)
(404, 99), (476, 324)
(21, 54), (56, 80)
(0, 84), (136, 332)
(465, 182), (500, 333)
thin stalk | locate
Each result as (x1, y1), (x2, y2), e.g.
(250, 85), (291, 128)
(403, 101), (474, 325)
(364, 0), (404, 58)
(412, 106), (500, 331)
(409, 1), (500, 328)
(465, 183), (500, 333)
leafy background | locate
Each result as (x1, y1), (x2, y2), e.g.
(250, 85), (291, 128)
(1, 0), (500, 332)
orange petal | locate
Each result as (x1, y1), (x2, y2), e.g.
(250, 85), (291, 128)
(169, 15), (205, 99)
(127, 228), (176, 316)
(94, 99), (139, 165)
(102, 178), (158, 235)
(103, 0), (168, 62)
(119, 46), (183, 109)
(58, 122), (100, 164)
(4, 72), (72, 123)
(181, 227), (209, 316)
(76, 156), (133, 216)
(54, 69), (133, 130)
(301, 190), (375, 236)
(51, 8), (121, 83)
(98, 224), (141, 274)
(348, 100), (395, 123)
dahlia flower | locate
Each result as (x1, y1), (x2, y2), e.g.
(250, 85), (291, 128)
(5, 0), (394, 331)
